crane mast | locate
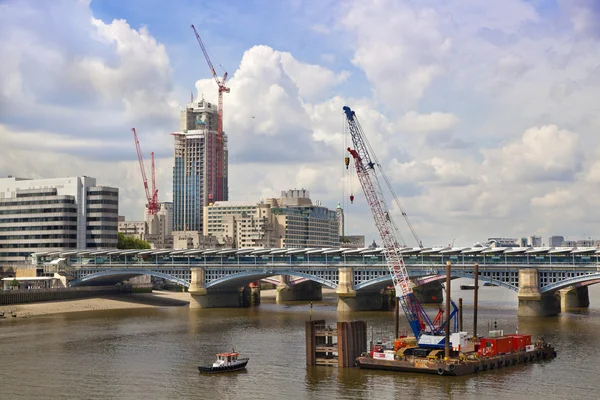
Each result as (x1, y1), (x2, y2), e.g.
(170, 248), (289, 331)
(343, 106), (455, 341)
(191, 24), (230, 201)
(132, 128), (159, 215)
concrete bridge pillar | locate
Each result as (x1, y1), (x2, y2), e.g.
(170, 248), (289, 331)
(559, 286), (590, 310)
(517, 269), (560, 317)
(188, 267), (251, 308)
(413, 281), (443, 304)
(276, 279), (322, 303)
(336, 267), (388, 311)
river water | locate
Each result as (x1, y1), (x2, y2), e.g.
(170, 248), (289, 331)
(1, 280), (599, 400)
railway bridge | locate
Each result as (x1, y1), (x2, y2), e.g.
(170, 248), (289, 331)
(33, 246), (600, 316)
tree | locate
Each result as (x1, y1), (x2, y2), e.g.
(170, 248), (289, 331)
(117, 232), (151, 249)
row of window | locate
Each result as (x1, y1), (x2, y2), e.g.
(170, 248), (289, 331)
(0, 234), (77, 240)
(86, 208), (118, 214)
(0, 208), (76, 215)
(87, 217), (119, 222)
(87, 190), (118, 197)
(86, 234), (118, 239)
(0, 199), (75, 207)
(0, 243), (76, 249)
(87, 199), (118, 205)
(0, 225), (77, 232)
(0, 217), (78, 223)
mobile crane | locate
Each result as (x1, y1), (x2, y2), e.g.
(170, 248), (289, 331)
(342, 106), (458, 348)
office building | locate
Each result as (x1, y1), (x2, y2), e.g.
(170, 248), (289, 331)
(527, 235), (542, 247)
(0, 176), (118, 262)
(203, 189), (339, 248)
(173, 98), (228, 233)
(549, 236), (565, 247)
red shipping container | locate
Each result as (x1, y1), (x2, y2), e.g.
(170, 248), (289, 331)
(479, 337), (514, 356)
(507, 334), (532, 352)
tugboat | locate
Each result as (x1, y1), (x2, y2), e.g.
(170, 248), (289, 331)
(198, 349), (249, 373)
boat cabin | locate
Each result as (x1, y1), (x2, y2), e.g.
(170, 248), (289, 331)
(213, 352), (240, 367)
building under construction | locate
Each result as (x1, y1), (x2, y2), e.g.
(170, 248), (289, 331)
(173, 98), (228, 233)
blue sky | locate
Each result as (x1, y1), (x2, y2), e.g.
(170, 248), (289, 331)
(2, 0), (600, 246)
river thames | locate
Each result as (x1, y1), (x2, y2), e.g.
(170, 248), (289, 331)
(1, 281), (599, 399)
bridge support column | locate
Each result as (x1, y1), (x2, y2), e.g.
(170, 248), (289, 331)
(336, 267), (389, 311)
(517, 269), (560, 317)
(276, 280), (322, 302)
(188, 267), (251, 308)
(559, 286), (590, 310)
(413, 281), (443, 304)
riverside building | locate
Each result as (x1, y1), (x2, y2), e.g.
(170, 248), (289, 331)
(0, 176), (118, 262)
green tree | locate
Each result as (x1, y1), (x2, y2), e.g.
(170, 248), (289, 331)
(9, 278), (19, 289)
(117, 232), (151, 249)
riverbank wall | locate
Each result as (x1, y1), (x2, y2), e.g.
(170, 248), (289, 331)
(0, 285), (132, 306)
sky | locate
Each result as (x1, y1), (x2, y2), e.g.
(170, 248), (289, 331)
(1, 0), (600, 248)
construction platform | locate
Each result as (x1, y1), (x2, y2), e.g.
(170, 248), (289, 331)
(356, 343), (557, 376)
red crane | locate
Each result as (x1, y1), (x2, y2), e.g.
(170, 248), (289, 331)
(132, 128), (159, 215)
(191, 24), (229, 201)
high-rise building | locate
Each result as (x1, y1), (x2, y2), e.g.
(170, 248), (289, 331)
(549, 235), (564, 247)
(0, 176), (118, 262)
(173, 98), (228, 233)
(527, 235), (542, 247)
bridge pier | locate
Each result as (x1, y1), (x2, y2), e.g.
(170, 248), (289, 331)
(188, 267), (251, 308)
(413, 281), (443, 304)
(276, 279), (322, 303)
(517, 269), (560, 317)
(559, 286), (590, 310)
(336, 267), (389, 311)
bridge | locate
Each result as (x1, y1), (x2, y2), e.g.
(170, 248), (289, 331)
(32, 246), (600, 316)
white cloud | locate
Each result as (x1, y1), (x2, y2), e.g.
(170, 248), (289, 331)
(482, 125), (582, 183)
(395, 111), (460, 132)
(3, 0), (600, 248)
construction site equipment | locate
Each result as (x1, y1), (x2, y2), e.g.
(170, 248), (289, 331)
(132, 128), (159, 215)
(342, 106), (457, 348)
(191, 24), (229, 201)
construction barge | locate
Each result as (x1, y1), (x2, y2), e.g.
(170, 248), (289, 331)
(356, 332), (557, 376)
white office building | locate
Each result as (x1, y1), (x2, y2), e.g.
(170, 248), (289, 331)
(0, 176), (118, 262)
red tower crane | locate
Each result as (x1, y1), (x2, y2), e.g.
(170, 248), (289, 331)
(191, 24), (230, 201)
(132, 128), (159, 215)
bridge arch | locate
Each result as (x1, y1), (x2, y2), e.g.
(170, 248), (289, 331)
(69, 269), (189, 288)
(355, 271), (518, 292)
(205, 269), (338, 290)
(541, 273), (600, 293)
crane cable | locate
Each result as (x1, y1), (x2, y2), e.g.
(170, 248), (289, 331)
(358, 119), (423, 249)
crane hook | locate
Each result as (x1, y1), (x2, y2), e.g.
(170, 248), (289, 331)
(344, 157), (350, 169)
(350, 195), (354, 204)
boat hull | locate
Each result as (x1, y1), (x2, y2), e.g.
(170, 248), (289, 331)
(198, 358), (249, 373)
(356, 346), (556, 376)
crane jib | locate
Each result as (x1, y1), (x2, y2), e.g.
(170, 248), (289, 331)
(342, 105), (458, 340)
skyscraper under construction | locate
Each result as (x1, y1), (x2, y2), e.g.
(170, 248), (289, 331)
(172, 98), (228, 232)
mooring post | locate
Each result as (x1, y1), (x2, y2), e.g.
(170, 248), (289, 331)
(473, 262), (479, 340)
(445, 261), (451, 361)
(395, 296), (399, 339)
(458, 297), (463, 332)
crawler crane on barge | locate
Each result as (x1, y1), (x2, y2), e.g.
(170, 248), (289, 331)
(342, 106), (556, 375)
(343, 105), (458, 348)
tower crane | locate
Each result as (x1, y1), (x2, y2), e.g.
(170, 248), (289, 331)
(191, 24), (229, 201)
(342, 106), (457, 347)
(132, 128), (159, 215)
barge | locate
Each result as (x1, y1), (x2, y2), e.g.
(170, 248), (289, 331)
(356, 333), (556, 376)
